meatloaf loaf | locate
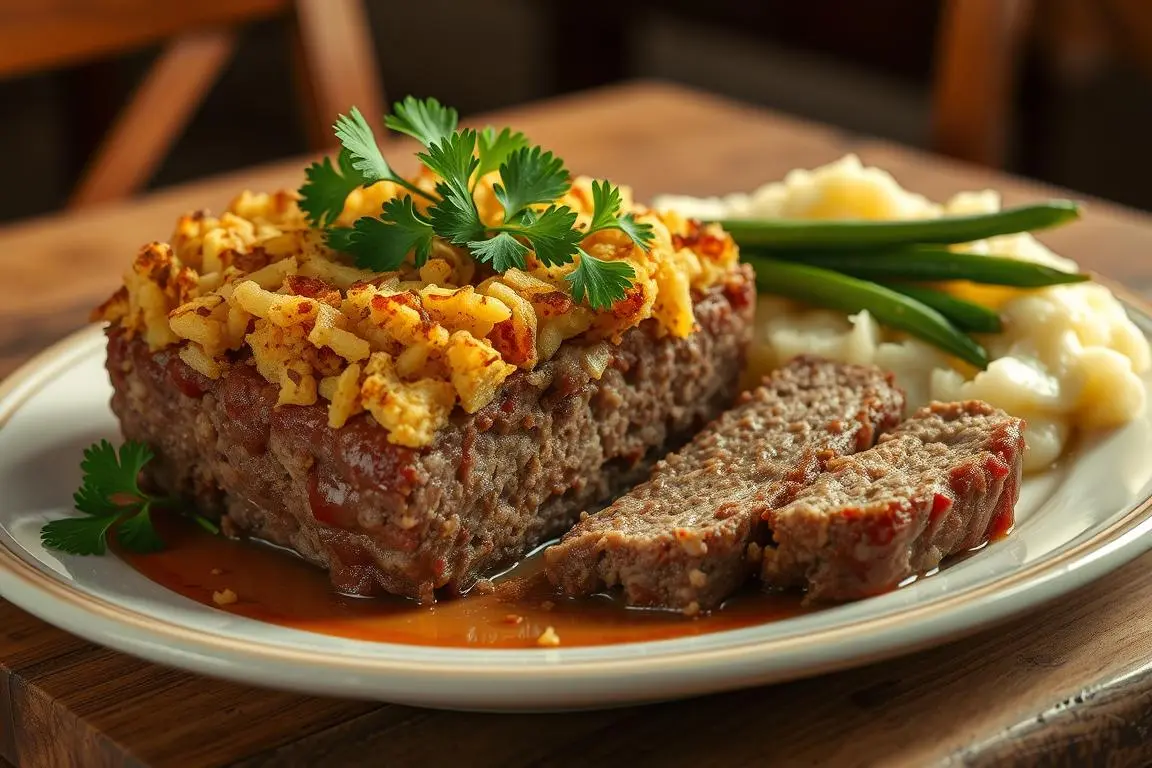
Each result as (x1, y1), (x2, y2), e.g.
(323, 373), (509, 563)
(106, 270), (755, 601)
(762, 399), (1024, 601)
(544, 356), (905, 613)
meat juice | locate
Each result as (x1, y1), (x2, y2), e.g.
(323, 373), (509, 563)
(120, 516), (812, 648)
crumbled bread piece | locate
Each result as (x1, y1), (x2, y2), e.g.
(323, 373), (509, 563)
(536, 626), (561, 647)
(212, 588), (238, 606)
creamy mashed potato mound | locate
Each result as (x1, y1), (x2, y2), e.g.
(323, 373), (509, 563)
(656, 154), (1151, 472)
(100, 177), (738, 448)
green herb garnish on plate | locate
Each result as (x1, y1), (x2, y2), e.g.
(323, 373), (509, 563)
(41, 440), (217, 556)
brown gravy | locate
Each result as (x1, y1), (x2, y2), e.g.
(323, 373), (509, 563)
(120, 517), (813, 648)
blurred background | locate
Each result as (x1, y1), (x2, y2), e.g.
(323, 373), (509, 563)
(2, 0), (1151, 222)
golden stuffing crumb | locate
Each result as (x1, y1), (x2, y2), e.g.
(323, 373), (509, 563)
(683, 601), (701, 618)
(536, 626), (561, 647)
(210, 568), (223, 576)
(688, 568), (708, 588)
(212, 588), (238, 606)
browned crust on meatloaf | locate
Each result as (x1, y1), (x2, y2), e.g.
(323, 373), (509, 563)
(105, 266), (756, 602)
(761, 400), (1024, 602)
(543, 357), (905, 614)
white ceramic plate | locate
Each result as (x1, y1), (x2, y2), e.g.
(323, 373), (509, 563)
(3, 315), (1152, 712)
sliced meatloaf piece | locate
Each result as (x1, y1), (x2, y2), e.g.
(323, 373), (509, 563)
(543, 357), (905, 614)
(762, 400), (1024, 602)
(106, 269), (755, 602)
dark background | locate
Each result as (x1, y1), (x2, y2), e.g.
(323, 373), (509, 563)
(2, 0), (1151, 223)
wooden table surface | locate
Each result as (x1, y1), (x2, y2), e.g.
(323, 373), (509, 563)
(3, 81), (1152, 768)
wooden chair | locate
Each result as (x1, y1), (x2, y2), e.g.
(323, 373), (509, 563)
(0, 0), (384, 208)
(931, 0), (1152, 168)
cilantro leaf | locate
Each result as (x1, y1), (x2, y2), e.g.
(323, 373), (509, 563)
(494, 146), (571, 220)
(298, 150), (366, 229)
(41, 515), (119, 556)
(493, 205), (582, 267)
(117, 507), (166, 553)
(326, 226), (357, 254)
(429, 184), (488, 246)
(468, 232), (530, 272)
(421, 131), (485, 246)
(380, 196), (436, 264)
(334, 107), (397, 183)
(566, 249), (636, 310)
(418, 129), (480, 193)
(76, 439), (151, 507)
(586, 179), (626, 233)
(384, 96), (458, 147)
(475, 127), (530, 180)
(41, 440), (216, 557)
(618, 214), (655, 250)
(329, 197), (435, 270)
(309, 101), (649, 294)
(584, 180), (655, 250)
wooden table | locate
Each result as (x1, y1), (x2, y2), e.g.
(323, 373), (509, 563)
(3, 81), (1152, 768)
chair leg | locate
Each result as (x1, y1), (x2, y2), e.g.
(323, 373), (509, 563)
(930, 0), (1035, 168)
(68, 28), (237, 209)
(291, 0), (385, 152)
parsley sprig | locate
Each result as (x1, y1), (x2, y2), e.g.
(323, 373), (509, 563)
(298, 97), (655, 309)
(40, 440), (218, 556)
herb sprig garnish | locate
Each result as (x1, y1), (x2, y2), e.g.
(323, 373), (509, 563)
(41, 440), (218, 556)
(299, 96), (654, 309)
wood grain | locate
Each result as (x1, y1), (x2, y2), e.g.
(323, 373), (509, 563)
(1, 81), (1151, 767)
(291, 0), (385, 152)
(931, 0), (1034, 168)
(2, 0), (385, 210)
(68, 29), (238, 209)
(0, 0), (286, 79)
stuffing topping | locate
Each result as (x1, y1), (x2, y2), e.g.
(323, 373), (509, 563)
(98, 185), (737, 447)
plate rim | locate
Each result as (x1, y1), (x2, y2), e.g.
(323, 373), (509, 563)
(2, 282), (1151, 705)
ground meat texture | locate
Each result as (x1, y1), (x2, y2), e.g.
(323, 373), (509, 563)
(543, 357), (905, 613)
(104, 268), (756, 602)
(762, 400), (1024, 602)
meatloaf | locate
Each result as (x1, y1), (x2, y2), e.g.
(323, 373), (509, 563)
(762, 399), (1024, 601)
(543, 357), (905, 613)
(106, 270), (755, 601)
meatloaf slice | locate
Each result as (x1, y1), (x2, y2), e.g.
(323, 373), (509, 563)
(761, 400), (1024, 602)
(106, 268), (755, 602)
(543, 357), (905, 614)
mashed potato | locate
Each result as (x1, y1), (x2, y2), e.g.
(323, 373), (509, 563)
(657, 155), (1151, 472)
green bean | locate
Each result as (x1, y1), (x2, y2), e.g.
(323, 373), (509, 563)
(746, 246), (1089, 287)
(882, 283), (1003, 334)
(747, 255), (989, 369)
(719, 200), (1080, 250)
